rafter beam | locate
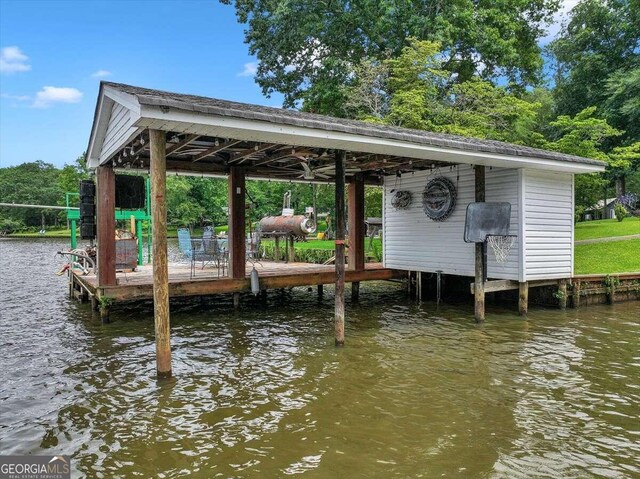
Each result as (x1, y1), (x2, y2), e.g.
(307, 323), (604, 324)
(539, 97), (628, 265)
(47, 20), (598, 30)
(229, 143), (276, 164)
(192, 139), (241, 162)
(167, 134), (201, 156)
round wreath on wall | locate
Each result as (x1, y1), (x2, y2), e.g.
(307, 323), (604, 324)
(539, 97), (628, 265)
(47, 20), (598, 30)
(391, 190), (413, 210)
(422, 177), (456, 221)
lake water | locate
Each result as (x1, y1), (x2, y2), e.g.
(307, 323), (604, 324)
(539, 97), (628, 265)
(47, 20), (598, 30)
(0, 238), (638, 478)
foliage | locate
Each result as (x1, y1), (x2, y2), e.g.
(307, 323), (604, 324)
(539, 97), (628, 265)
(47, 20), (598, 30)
(614, 203), (627, 222)
(550, 0), (639, 144)
(222, 0), (561, 113)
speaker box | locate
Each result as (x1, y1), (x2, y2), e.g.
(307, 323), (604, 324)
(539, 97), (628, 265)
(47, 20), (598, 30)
(115, 175), (145, 209)
(80, 180), (95, 197)
(80, 223), (96, 240)
(80, 203), (95, 217)
(80, 195), (95, 205)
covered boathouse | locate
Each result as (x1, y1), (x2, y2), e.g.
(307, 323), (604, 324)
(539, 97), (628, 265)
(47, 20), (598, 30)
(83, 81), (605, 377)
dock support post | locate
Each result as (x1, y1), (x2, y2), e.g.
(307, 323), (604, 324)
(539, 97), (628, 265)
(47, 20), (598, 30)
(558, 280), (567, 309)
(70, 219), (77, 249)
(228, 166), (246, 279)
(572, 281), (581, 308)
(136, 220), (143, 265)
(96, 165), (116, 287)
(334, 151), (346, 346)
(474, 165), (486, 322)
(100, 301), (110, 324)
(150, 129), (172, 379)
(233, 292), (241, 309)
(518, 282), (528, 316)
(348, 173), (365, 302)
(275, 236), (281, 262)
(318, 284), (324, 299)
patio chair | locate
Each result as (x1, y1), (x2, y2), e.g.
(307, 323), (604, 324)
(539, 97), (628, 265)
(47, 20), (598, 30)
(190, 226), (228, 278)
(177, 228), (192, 260)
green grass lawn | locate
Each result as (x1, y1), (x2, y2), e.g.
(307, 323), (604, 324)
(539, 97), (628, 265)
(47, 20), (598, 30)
(574, 239), (640, 275)
(575, 217), (640, 241)
(262, 237), (382, 252)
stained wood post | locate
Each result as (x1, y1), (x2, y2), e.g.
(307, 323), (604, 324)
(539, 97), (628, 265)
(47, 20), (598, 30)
(474, 165), (486, 322)
(573, 280), (581, 308)
(150, 129), (172, 379)
(318, 284), (324, 299)
(96, 165), (116, 287)
(558, 279), (567, 309)
(228, 166), (246, 279)
(348, 173), (365, 301)
(334, 151), (346, 346)
(288, 236), (296, 263)
(518, 282), (528, 316)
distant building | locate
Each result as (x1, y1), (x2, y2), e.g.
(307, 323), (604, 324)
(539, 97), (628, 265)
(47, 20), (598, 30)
(584, 198), (618, 220)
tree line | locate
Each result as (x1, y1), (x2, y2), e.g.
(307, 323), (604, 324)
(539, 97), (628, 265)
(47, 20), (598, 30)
(223, 0), (640, 214)
(2, 0), (638, 232)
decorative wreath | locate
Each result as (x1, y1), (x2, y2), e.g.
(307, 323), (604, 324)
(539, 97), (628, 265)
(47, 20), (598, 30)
(391, 190), (413, 210)
(422, 177), (456, 221)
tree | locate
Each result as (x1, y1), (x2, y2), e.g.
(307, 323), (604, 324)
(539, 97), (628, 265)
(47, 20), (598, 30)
(544, 107), (623, 211)
(223, 0), (562, 113)
(550, 0), (640, 143)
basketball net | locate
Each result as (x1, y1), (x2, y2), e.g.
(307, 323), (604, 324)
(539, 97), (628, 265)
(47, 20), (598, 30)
(486, 235), (517, 263)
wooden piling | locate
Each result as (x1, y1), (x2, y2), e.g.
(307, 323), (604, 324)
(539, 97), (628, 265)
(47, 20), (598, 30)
(518, 281), (528, 316)
(150, 129), (172, 379)
(318, 284), (324, 299)
(96, 165), (116, 287)
(558, 279), (567, 309)
(474, 165), (486, 322)
(233, 292), (241, 309)
(334, 151), (346, 346)
(572, 280), (581, 308)
(228, 166), (246, 279)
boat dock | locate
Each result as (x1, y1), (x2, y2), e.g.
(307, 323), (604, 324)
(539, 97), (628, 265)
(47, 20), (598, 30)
(71, 261), (401, 305)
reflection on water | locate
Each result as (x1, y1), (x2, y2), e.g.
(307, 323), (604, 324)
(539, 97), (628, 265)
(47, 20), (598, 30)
(0, 238), (638, 478)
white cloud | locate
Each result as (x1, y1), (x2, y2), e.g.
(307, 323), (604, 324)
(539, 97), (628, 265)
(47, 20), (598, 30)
(1, 92), (30, 101)
(32, 86), (83, 108)
(91, 69), (112, 78)
(238, 62), (258, 77)
(0, 46), (31, 74)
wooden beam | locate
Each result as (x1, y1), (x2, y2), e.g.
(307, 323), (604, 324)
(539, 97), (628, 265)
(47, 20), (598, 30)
(96, 165), (116, 287)
(474, 165), (486, 322)
(518, 281), (528, 316)
(335, 150), (346, 345)
(94, 266), (401, 301)
(192, 139), (241, 162)
(228, 166), (246, 279)
(229, 143), (275, 164)
(166, 134), (200, 156)
(348, 173), (365, 301)
(348, 173), (365, 272)
(150, 129), (172, 379)
(469, 279), (519, 294)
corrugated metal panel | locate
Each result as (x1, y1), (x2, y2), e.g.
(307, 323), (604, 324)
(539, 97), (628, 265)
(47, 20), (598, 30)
(524, 170), (573, 280)
(383, 166), (520, 279)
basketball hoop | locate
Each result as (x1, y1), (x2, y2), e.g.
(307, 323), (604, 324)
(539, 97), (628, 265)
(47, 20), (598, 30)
(486, 235), (517, 263)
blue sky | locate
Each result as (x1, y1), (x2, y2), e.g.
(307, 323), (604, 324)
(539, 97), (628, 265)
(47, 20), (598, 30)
(0, 0), (282, 168)
(0, 0), (575, 169)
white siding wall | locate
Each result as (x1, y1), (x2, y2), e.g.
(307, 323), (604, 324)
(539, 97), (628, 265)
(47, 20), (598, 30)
(101, 102), (137, 162)
(383, 166), (520, 280)
(523, 170), (574, 280)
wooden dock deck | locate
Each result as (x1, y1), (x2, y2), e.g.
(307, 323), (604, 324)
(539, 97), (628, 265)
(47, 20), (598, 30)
(73, 261), (402, 302)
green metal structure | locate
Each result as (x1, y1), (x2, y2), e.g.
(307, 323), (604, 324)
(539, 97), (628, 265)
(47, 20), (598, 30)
(66, 177), (152, 265)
